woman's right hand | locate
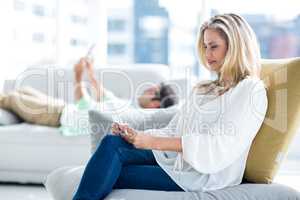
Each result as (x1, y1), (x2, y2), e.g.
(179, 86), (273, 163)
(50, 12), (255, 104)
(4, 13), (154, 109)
(111, 122), (120, 135)
(111, 122), (129, 136)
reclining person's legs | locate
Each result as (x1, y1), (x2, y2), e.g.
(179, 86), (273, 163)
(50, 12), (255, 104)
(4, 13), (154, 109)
(17, 86), (49, 100)
(0, 90), (64, 126)
(17, 86), (65, 112)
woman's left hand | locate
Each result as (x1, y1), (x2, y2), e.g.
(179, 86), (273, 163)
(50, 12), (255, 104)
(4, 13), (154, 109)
(119, 126), (153, 149)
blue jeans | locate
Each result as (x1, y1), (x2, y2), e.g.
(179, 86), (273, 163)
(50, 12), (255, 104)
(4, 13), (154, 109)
(73, 135), (183, 200)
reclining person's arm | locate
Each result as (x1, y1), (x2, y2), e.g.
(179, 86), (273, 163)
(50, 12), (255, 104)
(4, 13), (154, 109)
(86, 68), (104, 102)
(74, 58), (114, 103)
(74, 59), (85, 102)
(85, 59), (115, 102)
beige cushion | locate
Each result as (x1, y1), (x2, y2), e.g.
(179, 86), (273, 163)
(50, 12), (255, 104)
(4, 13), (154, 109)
(244, 57), (300, 183)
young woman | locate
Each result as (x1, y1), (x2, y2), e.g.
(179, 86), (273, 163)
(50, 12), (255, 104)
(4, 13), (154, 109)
(73, 13), (268, 200)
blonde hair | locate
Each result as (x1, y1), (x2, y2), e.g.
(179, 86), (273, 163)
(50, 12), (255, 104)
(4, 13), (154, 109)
(196, 13), (261, 94)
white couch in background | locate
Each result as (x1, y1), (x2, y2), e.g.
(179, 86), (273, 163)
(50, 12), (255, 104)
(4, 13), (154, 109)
(0, 64), (193, 184)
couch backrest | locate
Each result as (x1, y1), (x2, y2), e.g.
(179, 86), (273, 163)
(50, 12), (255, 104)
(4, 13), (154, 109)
(3, 64), (170, 103)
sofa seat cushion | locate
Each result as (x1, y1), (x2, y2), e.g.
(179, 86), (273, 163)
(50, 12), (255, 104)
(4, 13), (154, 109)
(0, 123), (90, 172)
(45, 166), (300, 200)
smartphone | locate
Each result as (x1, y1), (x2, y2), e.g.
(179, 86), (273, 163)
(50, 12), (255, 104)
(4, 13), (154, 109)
(86, 44), (96, 59)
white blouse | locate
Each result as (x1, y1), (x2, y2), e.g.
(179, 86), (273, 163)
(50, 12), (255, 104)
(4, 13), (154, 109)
(145, 76), (268, 192)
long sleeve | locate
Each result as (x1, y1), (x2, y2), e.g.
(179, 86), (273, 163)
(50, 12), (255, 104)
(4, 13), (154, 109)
(181, 78), (268, 174)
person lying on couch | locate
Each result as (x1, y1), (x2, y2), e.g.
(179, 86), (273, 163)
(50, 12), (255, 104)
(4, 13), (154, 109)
(72, 13), (268, 200)
(0, 58), (178, 136)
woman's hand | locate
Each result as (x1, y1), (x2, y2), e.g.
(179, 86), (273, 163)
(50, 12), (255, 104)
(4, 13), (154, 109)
(111, 122), (124, 135)
(128, 131), (155, 149)
(111, 123), (154, 149)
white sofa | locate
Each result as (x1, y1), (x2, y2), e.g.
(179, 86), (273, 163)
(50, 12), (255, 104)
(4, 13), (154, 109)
(0, 64), (188, 184)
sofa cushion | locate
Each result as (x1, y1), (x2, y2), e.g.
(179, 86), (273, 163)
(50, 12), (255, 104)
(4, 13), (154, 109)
(245, 57), (300, 183)
(0, 108), (22, 125)
(0, 123), (90, 183)
(88, 106), (178, 154)
(45, 166), (300, 200)
(45, 166), (83, 200)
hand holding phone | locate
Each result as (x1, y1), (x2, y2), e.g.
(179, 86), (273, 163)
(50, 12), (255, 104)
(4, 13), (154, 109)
(85, 44), (96, 60)
(111, 122), (128, 136)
